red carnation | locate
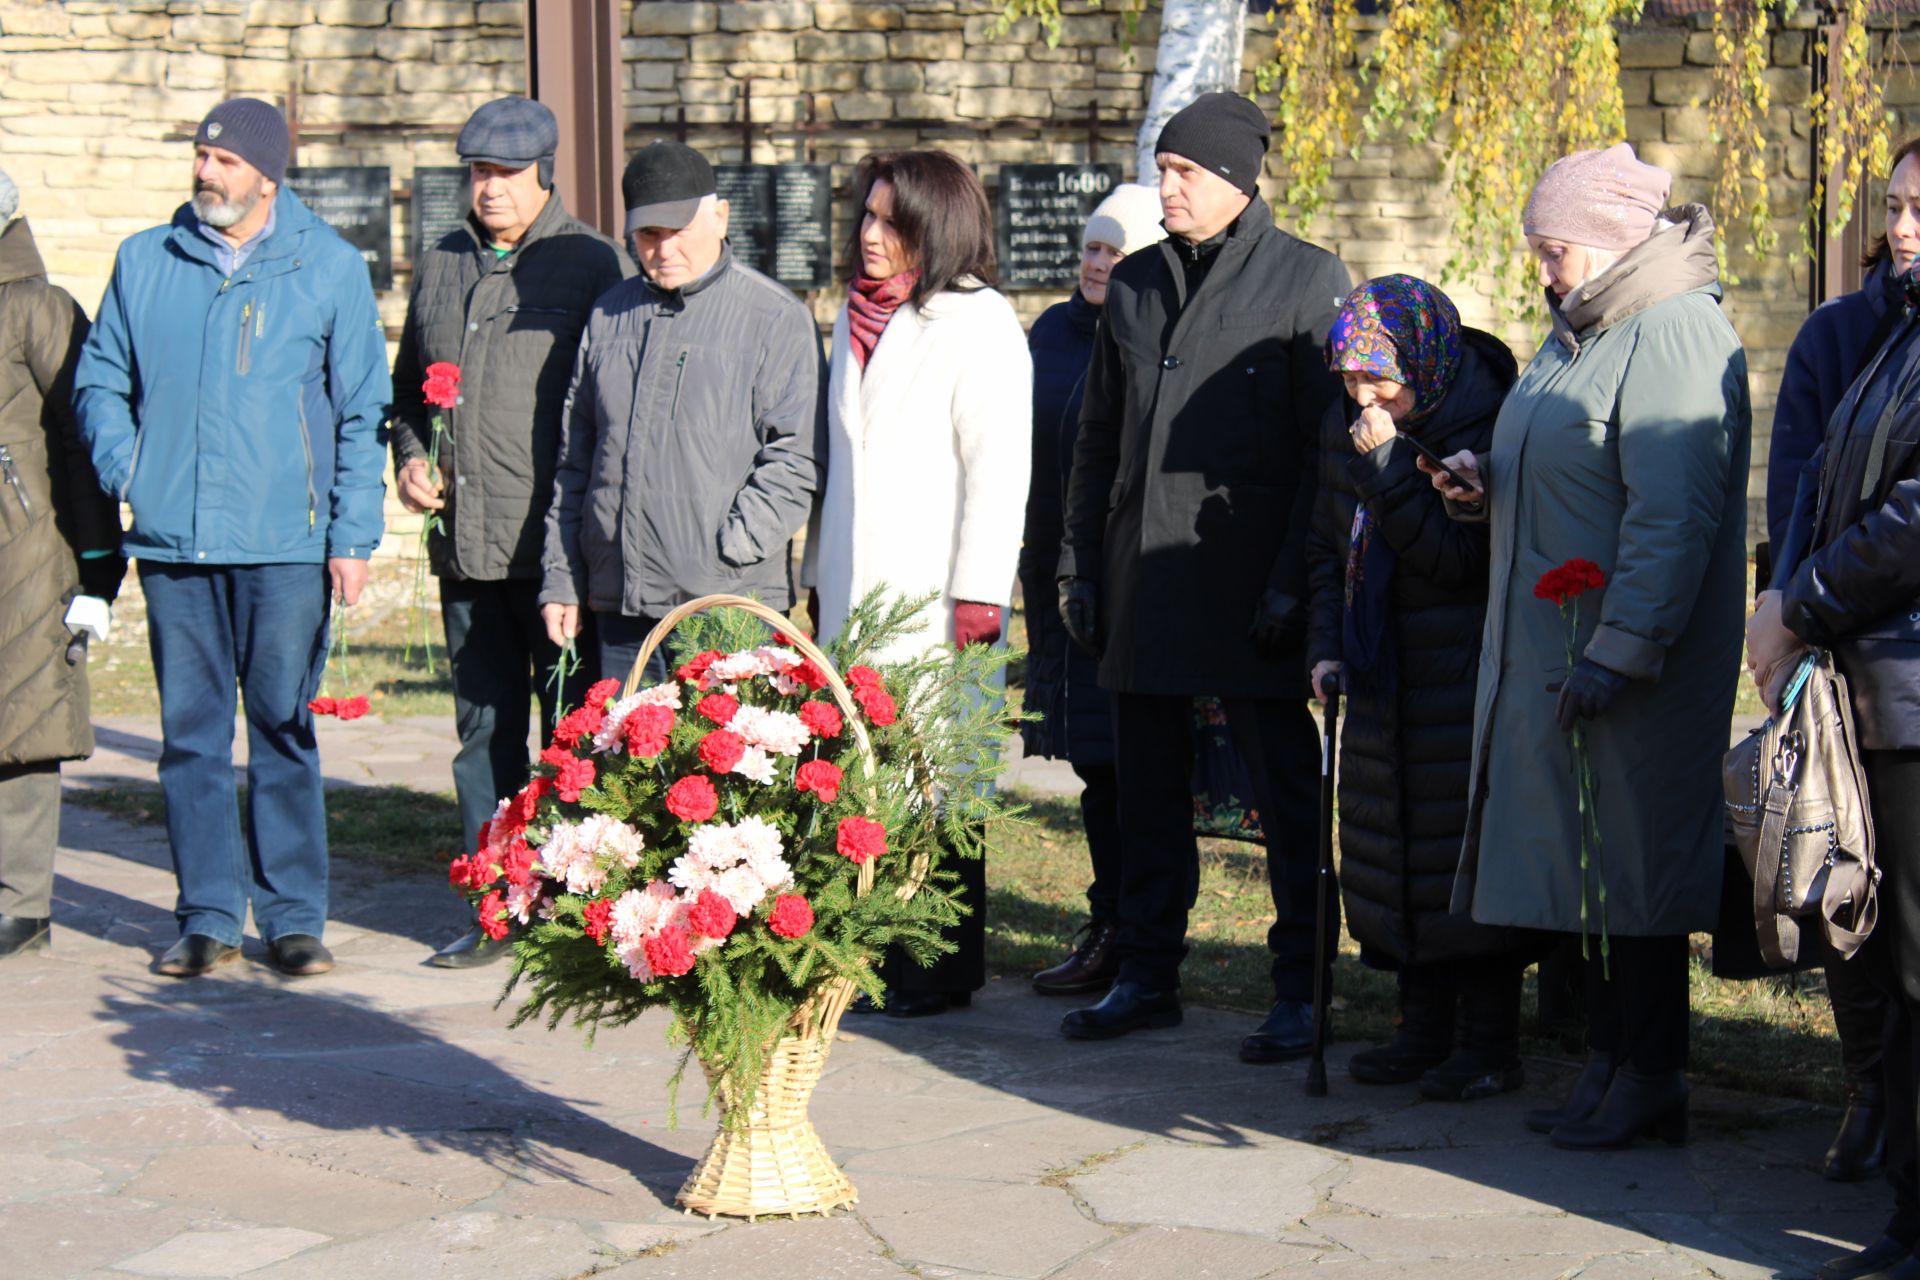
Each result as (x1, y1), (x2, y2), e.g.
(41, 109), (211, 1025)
(664, 774), (719, 823)
(795, 759), (843, 804)
(335, 695), (371, 721)
(687, 887), (737, 940)
(552, 703), (604, 749)
(798, 699), (843, 740)
(447, 853), (490, 892)
(585, 677), (622, 709)
(582, 898), (614, 945)
(697, 692), (740, 726)
(1534, 558), (1608, 607)
(847, 665), (883, 691)
(474, 818), (493, 853)
(791, 659), (829, 692)
(552, 754), (596, 803)
(422, 361), (462, 410)
(478, 890), (509, 940)
(623, 703), (675, 757)
(538, 744), (572, 769)
(698, 728), (746, 773)
(512, 776), (548, 825)
(835, 815), (887, 865)
(308, 695), (337, 717)
(677, 650), (722, 689)
(855, 684), (897, 726)
(643, 924), (697, 977)
(501, 843), (537, 888)
(768, 893), (814, 939)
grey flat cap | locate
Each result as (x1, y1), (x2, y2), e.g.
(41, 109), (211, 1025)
(457, 96), (559, 168)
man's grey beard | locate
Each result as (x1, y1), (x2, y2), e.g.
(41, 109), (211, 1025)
(192, 185), (258, 229)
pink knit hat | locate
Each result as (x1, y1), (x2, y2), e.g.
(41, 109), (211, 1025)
(1522, 143), (1672, 251)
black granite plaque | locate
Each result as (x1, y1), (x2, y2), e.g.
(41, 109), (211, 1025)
(994, 163), (1123, 290)
(713, 163), (834, 292)
(285, 165), (392, 289)
(410, 165), (471, 265)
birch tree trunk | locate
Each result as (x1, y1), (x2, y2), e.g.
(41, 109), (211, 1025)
(1135, 0), (1249, 185)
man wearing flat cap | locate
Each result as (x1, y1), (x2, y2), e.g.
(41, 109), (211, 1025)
(1058, 92), (1354, 1058)
(540, 141), (823, 688)
(74, 97), (391, 980)
(391, 96), (632, 969)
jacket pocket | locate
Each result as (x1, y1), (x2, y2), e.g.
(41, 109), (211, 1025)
(668, 349), (689, 421)
(294, 394), (317, 532)
(235, 301), (259, 375)
(0, 443), (32, 541)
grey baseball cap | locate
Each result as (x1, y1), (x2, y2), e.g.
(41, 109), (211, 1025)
(621, 142), (715, 234)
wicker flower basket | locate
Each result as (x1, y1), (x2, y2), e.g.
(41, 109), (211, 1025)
(621, 595), (923, 1221)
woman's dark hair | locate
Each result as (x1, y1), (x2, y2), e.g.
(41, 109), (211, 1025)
(1862, 134), (1920, 269)
(841, 149), (997, 303)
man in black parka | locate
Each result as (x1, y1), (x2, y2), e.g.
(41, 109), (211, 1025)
(1057, 93), (1353, 1057)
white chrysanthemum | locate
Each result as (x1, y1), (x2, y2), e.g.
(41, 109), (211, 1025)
(756, 646), (802, 672)
(667, 854), (712, 896)
(712, 863), (773, 915)
(618, 941), (654, 982)
(733, 745), (778, 785)
(610, 881), (679, 947)
(708, 649), (774, 682)
(506, 881), (544, 925)
(729, 705), (810, 757)
(577, 814), (645, 870)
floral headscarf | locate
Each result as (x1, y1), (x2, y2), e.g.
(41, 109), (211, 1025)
(1325, 274), (1464, 425)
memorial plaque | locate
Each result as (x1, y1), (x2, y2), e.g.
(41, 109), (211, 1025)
(285, 165), (392, 289)
(994, 163), (1123, 290)
(411, 165), (472, 265)
(713, 163), (834, 292)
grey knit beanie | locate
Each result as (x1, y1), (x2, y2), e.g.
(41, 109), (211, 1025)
(0, 169), (17, 223)
(194, 98), (290, 186)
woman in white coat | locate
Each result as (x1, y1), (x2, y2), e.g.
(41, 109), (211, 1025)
(805, 148), (1032, 1017)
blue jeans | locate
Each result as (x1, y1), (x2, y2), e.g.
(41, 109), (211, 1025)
(141, 562), (330, 945)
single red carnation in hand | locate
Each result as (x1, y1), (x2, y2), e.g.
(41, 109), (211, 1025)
(698, 728), (746, 773)
(623, 703), (675, 757)
(582, 898), (613, 944)
(798, 699), (843, 740)
(855, 684), (897, 726)
(795, 759), (843, 803)
(687, 887), (737, 939)
(308, 696), (337, 717)
(552, 754), (596, 803)
(791, 659), (829, 692)
(835, 815), (887, 864)
(664, 774), (719, 823)
(847, 664), (883, 691)
(478, 890), (509, 940)
(768, 893), (814, 939)
(677, 650), (722, 689)
(585, 677), (622, 709)
(644, 924), (697, 977)
(697, 692), (739, 726)
(335, 695), (371, 721)
(422, 361), (462, 409)
(1536, 558), (1607, 606)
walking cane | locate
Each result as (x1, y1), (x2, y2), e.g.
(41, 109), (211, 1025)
(1305, 672), (1341, 1098)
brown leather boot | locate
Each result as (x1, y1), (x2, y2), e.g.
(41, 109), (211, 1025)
(1032, 920), (1119, 996)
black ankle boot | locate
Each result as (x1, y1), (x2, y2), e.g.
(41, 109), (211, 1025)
(1421, 963), (1524, 1102)
(1549, 1068), (1688, 1150)
(1350, 966), (1454, 1085)
(1524, 1051), (1615, 1134)
(1824, 1081), (1887, 1182)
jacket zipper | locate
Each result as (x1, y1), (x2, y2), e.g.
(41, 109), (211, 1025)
(236, 300), (254, 375)
(669, 350), (687, 420)
(295, 394), (317, 530)
(0, 444), (29, 519)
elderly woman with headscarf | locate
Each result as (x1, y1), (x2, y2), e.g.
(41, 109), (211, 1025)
(1020, 183), (1164, 997)
(1306, 275), (1522, 1100)
(1426, 144), (1750, 1149)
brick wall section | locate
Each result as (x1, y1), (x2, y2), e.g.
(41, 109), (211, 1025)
(5, 0), (1920, 541)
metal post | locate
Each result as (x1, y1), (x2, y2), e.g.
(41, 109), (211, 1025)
(524, 0), (624, 239)
(740, 81), (754, 163)
(1816, 9), (1867, 310)
(1085, 101), (1099, 164)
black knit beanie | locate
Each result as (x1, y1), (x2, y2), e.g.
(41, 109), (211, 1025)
(1155, 92), (1270, 197)
(195, 98), (290, 186)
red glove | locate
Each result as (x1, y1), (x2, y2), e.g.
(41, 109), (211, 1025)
(953, 601), (1003, 648)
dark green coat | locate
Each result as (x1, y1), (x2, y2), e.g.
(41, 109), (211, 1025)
(1453, 206), (1750, 938)
(391, 190), (630, 581)
(0, 218), (118, 767)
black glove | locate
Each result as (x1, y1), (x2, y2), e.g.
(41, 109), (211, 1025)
(1553, 657), (1628, 732)
(77, 552), (127, 604)
(1249, 586), (1305, 660)
(1057, 576), (1101, 657)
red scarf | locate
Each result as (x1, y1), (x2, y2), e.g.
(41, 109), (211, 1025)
(847, 271), (918, 372)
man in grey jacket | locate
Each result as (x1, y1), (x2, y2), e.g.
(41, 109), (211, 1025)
(392, 97), (631, 968)
(541, 143), (823, 681)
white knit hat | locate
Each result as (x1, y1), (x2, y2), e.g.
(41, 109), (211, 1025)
(0, 170), (18, 223)
(1083, 182), (1164, 256)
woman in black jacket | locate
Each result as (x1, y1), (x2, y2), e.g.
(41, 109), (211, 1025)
(1752, 258), (1920, 1280)
(1019, 184), (1163, 996)
(1306, 275), (1525, 1101)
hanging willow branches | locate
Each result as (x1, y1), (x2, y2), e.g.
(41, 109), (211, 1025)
(996, 0), (1894, 299)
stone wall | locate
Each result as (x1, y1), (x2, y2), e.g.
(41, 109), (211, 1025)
(5, 0), (1920, 538)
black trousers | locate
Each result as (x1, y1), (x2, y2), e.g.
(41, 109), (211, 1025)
(1074, 759), (1123, 924)
(1110, 692), (1333, 1002)
(1580, 932), (1690, 1074)
(593, 610), (674, 691)
(1860, 751), (1920, 1248)
(441, 577), (592, 854)
(882, 840), (986, 995)
(1829, 939), (1889, 1087)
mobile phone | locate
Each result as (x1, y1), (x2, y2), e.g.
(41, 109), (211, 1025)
(1398, 431), (1482, 495)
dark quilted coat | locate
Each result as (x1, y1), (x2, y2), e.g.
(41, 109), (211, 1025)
(0, 218), (118, 766)
(1305, 329), (1517, 965)
(391, 191), (630, 581)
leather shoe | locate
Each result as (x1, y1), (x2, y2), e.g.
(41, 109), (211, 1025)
(884, 990), (971, 1019)
(427, 923), (515, 969)
(1240, 998), (1315, 1064)
(1061, 980), (1182, 1040)
(1032, 920), (1120, 996)
(1550, 1068), (1688, 1150)
(1819, 1235), (1919, 1280)
(0, 913), (50, 957)
(1525, 1051), (1615, 1134)
(267, 934), (335, 976)
(1825, 1083), (1887, 1182)
(155, 933), (241, 978)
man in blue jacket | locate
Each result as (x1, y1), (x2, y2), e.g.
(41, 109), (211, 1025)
(74, 98), (391, 979)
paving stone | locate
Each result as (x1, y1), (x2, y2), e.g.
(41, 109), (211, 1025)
(256, 1135), (508, 1204)
(1271, 1260), (1585, 1278)
(600, 1214), (909, 1278)
(112, 1226), (329, 1276)
(1625, 1211), (1825, 1280)
(1333, 1146), (1712, 1217)
(1049, 1225), (1319, 1278)
(1071, 1140), (1340, 1234)
(0, 1194), (199, 1280)
(1707, 1210), (1882, 1271)
(0, 1150), (107, 1199)
(1567, 1252), (1712, 1278)
(245, 1212), (603, 1280)
(854, 1172), (1114, 1277)
(1304, 1210), (1661, 1261)
(42, 1102), (254, 1150)
(120, 1144), (452, 1235)
(843, 1113), (1141, 1183)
